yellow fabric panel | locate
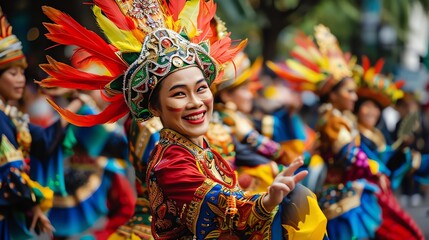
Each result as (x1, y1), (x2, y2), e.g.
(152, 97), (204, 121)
(21, 173), (54, 212)
(279, 140), (306, 165)
(367, 159), (380, 175)
(237, 163), (276, 194)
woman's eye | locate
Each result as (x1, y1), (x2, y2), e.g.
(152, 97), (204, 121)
(172, 92), (185, 97)
(197, 85), (208, 92)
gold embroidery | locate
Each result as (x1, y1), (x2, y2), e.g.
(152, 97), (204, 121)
(160, 129), (235, 187)
(0, 135), (24, 165)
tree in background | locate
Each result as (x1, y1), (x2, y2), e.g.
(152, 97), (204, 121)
(216, 0), (429, 71)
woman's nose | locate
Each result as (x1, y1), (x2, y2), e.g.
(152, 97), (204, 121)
(187, 94), (203, 108)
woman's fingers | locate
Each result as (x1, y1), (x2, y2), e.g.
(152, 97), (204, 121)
(281, 156), (304, 177)
(293, 170), (308, 183)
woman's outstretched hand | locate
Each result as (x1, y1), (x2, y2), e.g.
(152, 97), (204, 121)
(262, 157), (308, 212)
(30, 205), (55, 237)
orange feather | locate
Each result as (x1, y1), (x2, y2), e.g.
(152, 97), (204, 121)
(42, 6), (126, 74)
(290, 50), (321, 73)
(210, 36), (247, 64)
(193, 0), (217, 43)
(45, 95), (128, 127)
(38, 56), (115, 90)
(93, 0), (136, 31)
(163, 0), (187, 21)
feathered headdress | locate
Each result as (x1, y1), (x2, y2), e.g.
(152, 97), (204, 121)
(38, 0), (246, 126)
(0, 7), (27, 70)
(211, 52), (263, 95)
(266, 24), (352, 96)
(356, 56), (404, 108)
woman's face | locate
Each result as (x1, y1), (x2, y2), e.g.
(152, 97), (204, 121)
(330, 77), (357, 112)
(0, 66), (26, 102)
(221, 82), (253, 114)
(151, 66), (213, 145)
(357, 100), (380, 129)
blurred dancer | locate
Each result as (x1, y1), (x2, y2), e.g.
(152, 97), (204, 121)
(0, 6), (82, 239)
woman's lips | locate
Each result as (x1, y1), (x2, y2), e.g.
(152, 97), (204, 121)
(183, 110), (206, 124)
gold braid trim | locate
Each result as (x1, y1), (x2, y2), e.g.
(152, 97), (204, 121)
(185, 178), (216, 233)
(323, 183), (363, 220)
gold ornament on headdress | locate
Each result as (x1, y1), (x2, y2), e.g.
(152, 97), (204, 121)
(266, 24), (352, 96)
(38, 0), (246, 126)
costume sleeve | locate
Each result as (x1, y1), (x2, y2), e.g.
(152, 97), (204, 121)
(0, 114), (50, 211)
(93, 172), (136, 239)
(318, 112), (373, 180)
(263, 111), (308, 165)
(153, 145), (272, 238)
(29, 119), (64, 160)
(241, 130), (284, 162)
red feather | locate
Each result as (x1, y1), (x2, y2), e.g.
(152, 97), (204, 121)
(93, 0), (136, 30)
(290, 50), (320, 73)
(267, 62), (310, 84)
(70, 46), (125, 75)
(395, 80), (405, 89)
(362, 55), (370, 73)
(210, 36), (247, 64)
(46, 95), (128, 127)
(163, 0), (186, 21)
(193, 0), (217, 43)
(374, 58), (385, 74)
(273, 69), (310, 84)
(294, 33), (318, 50)
(38, 56), (115, 90)
(42, 6), (126, 75)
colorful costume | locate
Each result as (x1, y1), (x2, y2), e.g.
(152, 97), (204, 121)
(111, 116), (162, 240)
(38, 0), (327, 239)
(148, 128), (327, 239)
(0, 102), (57, 240)
(253, 85), (323, 192)
(267, 25), (383, 239)
(0, 9), (55, 239)
(209, 52), (289, 193)
(30, 102), (136, 239)
(354, 59), (424, 239)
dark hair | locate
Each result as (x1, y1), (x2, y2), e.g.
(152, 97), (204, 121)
(149, 81), (163, 113)
(354, 97), (382, 124)
(319, 78), (347, 103)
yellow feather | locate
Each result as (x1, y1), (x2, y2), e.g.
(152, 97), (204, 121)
(178, 0), (200, 38)
(93, 6), (141, 52)
(165, 15), (181, 33)
(286, 59), (325, 83)
(318, 56), (329, 70)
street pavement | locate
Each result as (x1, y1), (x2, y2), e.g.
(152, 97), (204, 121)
(400, 193), (429, 239)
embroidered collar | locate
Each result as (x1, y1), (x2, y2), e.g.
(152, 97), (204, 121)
(159, 128), (208, 160)
(159, 128), (236, 188)
(0, 99), (32, 159)
(358, 124), (386, 151)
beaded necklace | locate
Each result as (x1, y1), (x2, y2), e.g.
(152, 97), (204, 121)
(0, 99), (32, 160)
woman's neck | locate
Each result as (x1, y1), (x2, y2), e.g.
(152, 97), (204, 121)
(188, 136), (204, 148)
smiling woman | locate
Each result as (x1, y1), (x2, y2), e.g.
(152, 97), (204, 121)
(0, 67), (26, 102)
(38, 0), (328, 239)
(149, 67), (213, 146)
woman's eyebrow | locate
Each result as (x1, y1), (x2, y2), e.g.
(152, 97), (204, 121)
(168, 79), (205, 91)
